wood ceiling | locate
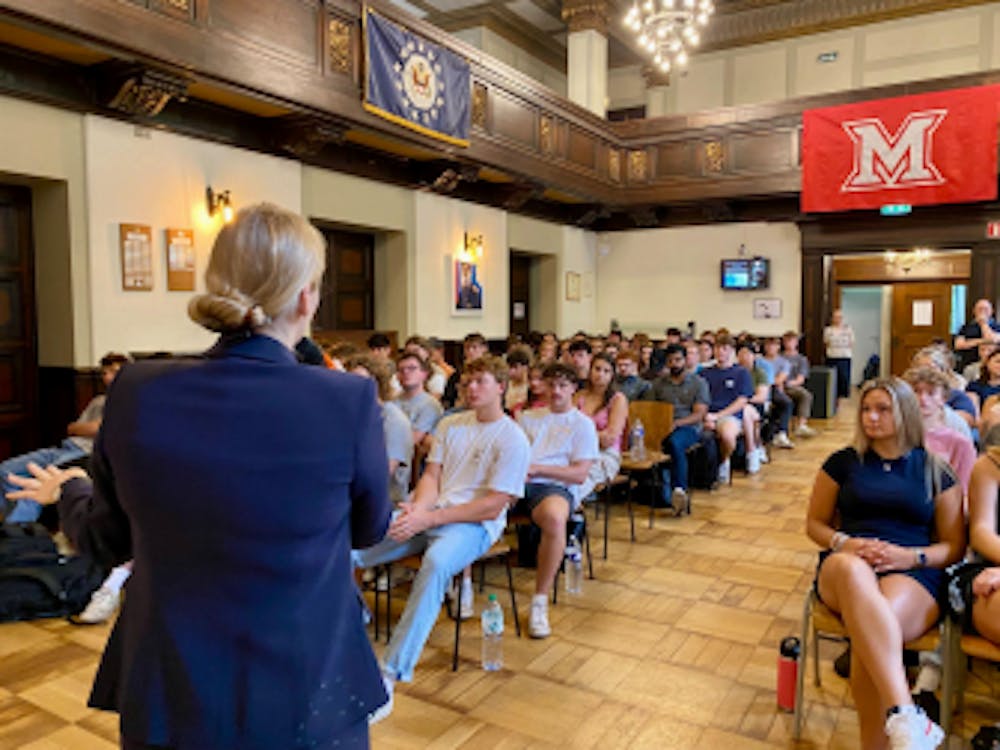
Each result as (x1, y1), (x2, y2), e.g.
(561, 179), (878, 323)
(387, 0), (998, 73)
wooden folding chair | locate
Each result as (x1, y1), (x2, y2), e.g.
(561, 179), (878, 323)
(946, 630), (1000, 738)
(622, 401), (675, 529)
(793, 589), (956, 739)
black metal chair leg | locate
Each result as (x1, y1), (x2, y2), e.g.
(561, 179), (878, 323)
(584, 525), (594, 580)
(602, 484), (610, 560)
(373, 566), (381, 642)
(626, 480), (636, 542)
(452, 573), (462, 671)
(386, 565), (394, 641)
(504, 554), (521, 638)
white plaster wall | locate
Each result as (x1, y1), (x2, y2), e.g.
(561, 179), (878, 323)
(596, 222), (801, 336)
(83, 116), (301, 357)
(413, 192), (508, 339)
(0, 97), (89, 366)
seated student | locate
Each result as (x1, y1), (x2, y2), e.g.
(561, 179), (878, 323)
(954, 298), (1000, 372)
(644, 343), (709, 514)
(684, 340), (701, 375)
(575, 354), (628, 491)
(511, 362), (548, 420)
(961, 342), (995, 385)
(615, 350), (652, 401)
(1, 352), (129, 523)
(781, 331), (817, 438)
(904, 366), (976, 494)
(346, 354), (414, 506)
(696, 338), (716, 371)
(567, 339), (593, 388)
(806, 378), (964, 750)
(736, 342), (769, 475)
(516, 363), (598, 638)
(700, 335), (753, 484)
(394, 351), (443, 454)
(954, 447), (1000, 645)
(367, 332), (393, 361)
(404, 336), (447, 399)
(761, 337), (796, 449)
(966, 347), (1000, 414)
(504, 346), (532, 412)
(427, 337), (454, 382)
(912, 346), (978, 435)
(354, 356), (530, 715)
(442, 332), (488, 409)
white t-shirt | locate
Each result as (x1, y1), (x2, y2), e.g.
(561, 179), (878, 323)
(382, 401), (414, 504)
(428, 410), (531, 542)
(517, 407), (599, 506)
(823, 325), (854, 359)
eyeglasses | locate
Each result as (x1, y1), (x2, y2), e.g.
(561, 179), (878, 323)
(398, 365), (423, 373)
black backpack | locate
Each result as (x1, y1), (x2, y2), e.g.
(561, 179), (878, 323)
(0, 523), (106, 622)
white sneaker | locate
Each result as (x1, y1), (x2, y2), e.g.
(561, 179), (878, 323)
(458, 576), (474, 620)
(368, 672), (395, 725)
(746, 450), (761, 474)
(529, 595), (551, 639)
(796, 424), (818, 438)
(670, 488), (689, 517)
(757, 446), (769, 464)
(75, 586), (121, 624)
(773, 432), (794, 449)
(884, 706), (944, 750)
(717, 459), (731, 484)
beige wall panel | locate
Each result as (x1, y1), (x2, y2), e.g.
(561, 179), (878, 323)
(794, 34), (855, 98)
(732, 46), (787, 105)
(675, 58), (726, 113)
(862, 52), (982, 88)
(596, 222), (801, 336)
(863, 11), (980, 62)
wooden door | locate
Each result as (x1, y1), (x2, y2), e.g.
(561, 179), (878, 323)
(890, 282), (952, 374)
(314, 227), (374, 332)
(509, 252), (531, 338)
(0, 186), (37, 459)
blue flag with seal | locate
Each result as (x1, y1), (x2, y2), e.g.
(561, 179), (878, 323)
(363, 8), (470, 147)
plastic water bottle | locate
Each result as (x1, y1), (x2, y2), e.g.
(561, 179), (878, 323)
(565, 535), (583, 594)
(481, 594), (504, 671)
(630, 418), (647, 460)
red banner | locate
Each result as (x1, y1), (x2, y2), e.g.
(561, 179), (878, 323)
(801, 85), (1000, 213)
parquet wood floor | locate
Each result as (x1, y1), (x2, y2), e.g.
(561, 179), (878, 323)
(2, 402), (998, 748)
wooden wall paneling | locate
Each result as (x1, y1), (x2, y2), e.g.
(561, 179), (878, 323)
(490, 91), (537, 149)
(208, 0), (321, 69)
(801, 251), (828, 363)
(832, 254), (971, 283)
(970, 243), (1000, 311)
(656, 141), (694, 178)
(148, 0), (196, 22)
(567, 126), (596, 170)
(728, 130), (795, 174)
(326, 9), (359, 82)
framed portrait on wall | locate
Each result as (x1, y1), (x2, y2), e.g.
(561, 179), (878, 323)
(452, 257), (483, 316)
(565, 271), (581, 302)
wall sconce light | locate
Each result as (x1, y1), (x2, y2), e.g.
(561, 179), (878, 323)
(463, 232), (484, 262)
(206, 186), (234, 223)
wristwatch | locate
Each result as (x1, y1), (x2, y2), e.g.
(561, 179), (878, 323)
(914, 549), (928, 568)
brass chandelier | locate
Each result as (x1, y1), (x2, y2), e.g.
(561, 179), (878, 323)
(623, 0), (715, 73)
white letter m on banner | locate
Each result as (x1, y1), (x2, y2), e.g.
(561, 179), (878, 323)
(840, 109), (948, 192)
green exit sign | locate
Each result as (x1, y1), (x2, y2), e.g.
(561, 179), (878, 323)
(880, 204), (913, 216)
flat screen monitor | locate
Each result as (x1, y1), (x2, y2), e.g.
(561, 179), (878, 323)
(721, 258), (769, 290)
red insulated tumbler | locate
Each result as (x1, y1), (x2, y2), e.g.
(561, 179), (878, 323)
(777, 636), (800, 712)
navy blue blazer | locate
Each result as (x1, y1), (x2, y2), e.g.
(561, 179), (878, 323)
(58, 334), (392, 749)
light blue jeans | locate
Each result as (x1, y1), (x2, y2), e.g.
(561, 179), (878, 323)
(2, 439), (87, 522)
(354, 521), (491, 682)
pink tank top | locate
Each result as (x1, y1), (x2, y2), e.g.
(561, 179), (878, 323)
(575, 394), (624, 452)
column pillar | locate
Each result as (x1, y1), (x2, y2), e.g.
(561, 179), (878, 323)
(561, 1), (608, 117)
(643, 66), (671, 118)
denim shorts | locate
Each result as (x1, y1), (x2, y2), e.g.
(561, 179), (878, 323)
(514, 482), (574, 515)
